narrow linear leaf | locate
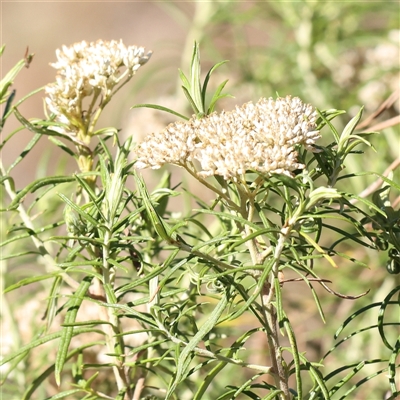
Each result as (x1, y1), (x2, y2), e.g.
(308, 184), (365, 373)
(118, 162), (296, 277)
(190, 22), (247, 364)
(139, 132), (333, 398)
(378, 286), (400, 350)
(388, 337), (400, 393)
(47, 136), (75, 157)
(13, 108), (91, 149)
(263, 390), (285, 400)
(191, 234), (230, 252)
(299, 231), (338, 268)
(57, 193), (99, 227)
(299, 353), (330, 400)
(1, 250), (41, 261)
(194, 208), (260, 231)
(0, 327), (103, 366)
(7, 133), (42, 173)
(55, 276), (93, 385)
(326, 361), (365, 397)
(93, 126), (118, 136)
(11, 87), (44, 111)
(284, 264), (326, 323)
(207, 79), (231, 114)
(189, 42), (203, 113)
(181, 86), (200, 115)
(107, 258), (129, 273)
(338, 107), (364, 152)
(44, 276), (63, 333)
(194, 329), (261, 400)
(7, 176), (75, 210)
(131, 103), (189, 121)
(21, 342), (104, 400)
(72, 174), (105, 218)
(56, 260), (103, 268)
(201, 60), (229, 104)
(178, 68), (190, 91)
(0, 58), (26, 99)
(0, 350), (29, 386)
(61, 320), (112, 327)
(283, 319), (302, 399)
(0, 175), (15, 190)
(274, 278), (285, 331)
(166, 288), (231, 399)
(4, 272), (61, 293)
(1, 89), (15, 129)
(135, 171), (173, 242)
(45, 389), (82, 399)
(317, 108), (341, 143)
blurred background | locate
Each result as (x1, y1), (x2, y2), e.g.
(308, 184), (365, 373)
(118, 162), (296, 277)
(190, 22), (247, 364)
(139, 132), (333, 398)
(2, 1), (399, 399)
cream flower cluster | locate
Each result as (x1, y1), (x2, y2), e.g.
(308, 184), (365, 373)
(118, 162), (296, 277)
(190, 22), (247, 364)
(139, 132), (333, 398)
(135, 96), (320, 180)
(45, 40), (152, 136)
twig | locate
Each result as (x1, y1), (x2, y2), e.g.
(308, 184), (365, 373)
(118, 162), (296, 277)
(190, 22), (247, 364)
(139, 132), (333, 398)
(367, 115), (400, 132)
(351, 157), (400, 204)
(357, 89), (399, 130)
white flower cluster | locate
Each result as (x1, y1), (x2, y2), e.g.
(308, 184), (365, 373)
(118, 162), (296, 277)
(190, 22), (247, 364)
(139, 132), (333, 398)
(135, 120), (196, 169)
(45, 40), (152, 136)
(135, 96), (320, 180)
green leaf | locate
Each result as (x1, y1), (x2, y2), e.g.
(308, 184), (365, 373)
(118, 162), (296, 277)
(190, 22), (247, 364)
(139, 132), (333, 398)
(47, 136), (76, 157)
(194, 208), (260, 231)
(226, 257), (274, 321)
(178, 68), (191, 91)
(92, 126), (118, 136)
(202, 60), (229, 106)
(328, 361), (366, 397)
(194, 329), (261, 400)
(283, 318), (302, 399)
(0, 327), (103, 367)
(107, 258), (129, 273)
(304, 187), (341, 211)
(181, 86), (200, 116)
(338, 107), (364, 154)
(263, 390), (285, 400)
(72, 174), (102, 214)
(131, 103), (189, 121)
(135, 171), (173, 242)
(14, 108), (57, 136)
(4, 272), (61, 293)
(7, 133), (42, 173)
(55, 276), (93, 385)
(1, 250), (41, 261)
(0, 56), (26, 101)
(0, 89), (15, 129)
(378, 286), (400, 351)
(299, 231), (339, 268)
(58, 193), (99, 227)
(13, 108), (91, 149)
(388, 337), (400, 394)
(44, 276), (63, 333)
(45, 389), (83, 399)
(207, 79), (232, 114)
(166, 288), (231, 399)
(301, 352), (330, 400)
(7, 176), (75, 210)
(317, 108), (341, 143)
(189, 41), (204, 114)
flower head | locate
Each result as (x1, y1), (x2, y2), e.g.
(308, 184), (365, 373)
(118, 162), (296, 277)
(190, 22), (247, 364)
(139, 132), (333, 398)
(45, 40), (152, 138)
(135, 96), (320, 180)
(135, 120), (197, 170)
